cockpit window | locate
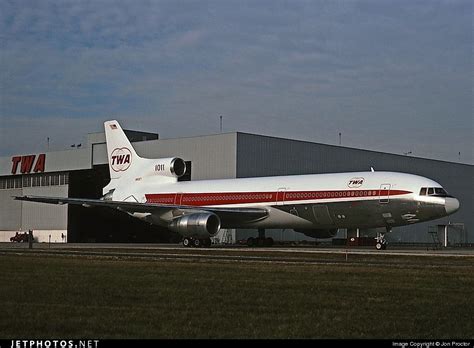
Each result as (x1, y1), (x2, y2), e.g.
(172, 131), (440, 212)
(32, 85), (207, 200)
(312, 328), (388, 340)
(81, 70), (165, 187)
(434, 188), (448, 197)
(419, 187), (451, 197)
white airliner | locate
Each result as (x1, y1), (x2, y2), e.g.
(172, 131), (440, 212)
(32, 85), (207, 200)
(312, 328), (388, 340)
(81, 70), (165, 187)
(14, 120), (460, 250)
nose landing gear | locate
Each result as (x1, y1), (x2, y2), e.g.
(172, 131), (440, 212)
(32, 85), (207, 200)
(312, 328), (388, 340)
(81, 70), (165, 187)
(375, 227), (391, 250)
(375, 234), (387, 250)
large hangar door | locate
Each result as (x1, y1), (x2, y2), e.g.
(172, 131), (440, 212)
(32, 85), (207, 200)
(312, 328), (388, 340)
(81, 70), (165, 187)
(68, 167), (107, 242)
(67, 165), (178, 243)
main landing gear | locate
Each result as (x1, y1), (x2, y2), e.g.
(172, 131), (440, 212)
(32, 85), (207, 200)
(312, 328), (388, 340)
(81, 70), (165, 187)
(247, 229), (274, 247)
(182, 237), (211, 248)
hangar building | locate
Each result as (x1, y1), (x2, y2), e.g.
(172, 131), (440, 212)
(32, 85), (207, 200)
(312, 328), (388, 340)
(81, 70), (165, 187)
(1, 127), (472, 245)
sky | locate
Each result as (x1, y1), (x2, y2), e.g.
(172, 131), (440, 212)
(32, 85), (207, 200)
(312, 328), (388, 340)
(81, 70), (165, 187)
(0, 0), (472, 164)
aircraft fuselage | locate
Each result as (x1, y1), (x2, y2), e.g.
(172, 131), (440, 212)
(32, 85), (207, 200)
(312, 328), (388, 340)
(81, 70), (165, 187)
(111, 171), (458, 231)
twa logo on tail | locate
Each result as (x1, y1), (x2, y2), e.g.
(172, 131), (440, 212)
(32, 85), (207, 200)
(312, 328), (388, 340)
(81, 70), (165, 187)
(111, 147), (132, 172)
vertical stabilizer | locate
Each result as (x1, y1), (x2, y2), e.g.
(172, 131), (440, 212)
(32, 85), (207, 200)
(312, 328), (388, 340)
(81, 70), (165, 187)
(104, 120), (140, 181)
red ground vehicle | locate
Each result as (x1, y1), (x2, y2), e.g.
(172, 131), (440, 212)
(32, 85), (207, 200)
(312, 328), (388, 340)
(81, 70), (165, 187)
(10, 232), (29, 243)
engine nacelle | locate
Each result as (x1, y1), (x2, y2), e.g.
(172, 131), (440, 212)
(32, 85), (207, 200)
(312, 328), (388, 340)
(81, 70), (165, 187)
(294, 228), (338, 239)
(168, 213), (221, 238)
(152, 157), (186, 178)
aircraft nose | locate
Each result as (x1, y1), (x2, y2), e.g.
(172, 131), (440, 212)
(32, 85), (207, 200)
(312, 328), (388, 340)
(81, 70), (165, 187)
(445, 197), (460, 215)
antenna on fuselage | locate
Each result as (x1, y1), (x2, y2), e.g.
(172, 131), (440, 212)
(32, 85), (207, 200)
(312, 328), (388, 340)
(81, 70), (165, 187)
(370, 167), (375, 172)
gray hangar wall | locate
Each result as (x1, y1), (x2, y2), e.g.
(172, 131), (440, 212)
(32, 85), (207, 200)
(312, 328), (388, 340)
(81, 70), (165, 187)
(235, 133), (473, 243)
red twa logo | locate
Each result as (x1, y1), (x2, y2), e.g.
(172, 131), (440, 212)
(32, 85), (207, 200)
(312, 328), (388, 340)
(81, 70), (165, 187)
(11, 154), (46, 174)
(111, 148), (132, 172)
(348, 177), (364, 188)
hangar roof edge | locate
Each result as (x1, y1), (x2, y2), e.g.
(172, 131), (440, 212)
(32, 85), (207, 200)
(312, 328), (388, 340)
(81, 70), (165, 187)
(234, 132), (473, 167)
(0, 130), (471, 172)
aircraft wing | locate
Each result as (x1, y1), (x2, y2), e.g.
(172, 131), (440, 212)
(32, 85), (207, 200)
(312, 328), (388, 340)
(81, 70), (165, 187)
(13, 195), (269, 227)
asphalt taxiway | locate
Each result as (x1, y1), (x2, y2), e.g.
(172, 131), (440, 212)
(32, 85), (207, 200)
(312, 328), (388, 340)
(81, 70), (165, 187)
(2, 241), (474, 254)
(1, 242), (473, 267)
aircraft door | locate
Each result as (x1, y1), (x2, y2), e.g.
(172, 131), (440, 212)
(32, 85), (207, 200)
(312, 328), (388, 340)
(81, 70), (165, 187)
(174, 193), (183, 205)
(276, 188), (286, 206)
(379, 184), (391, 203)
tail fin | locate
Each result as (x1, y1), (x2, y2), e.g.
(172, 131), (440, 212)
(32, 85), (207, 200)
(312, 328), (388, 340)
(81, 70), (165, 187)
(104, 120), (140, 181)
(103, 120), (185, 196)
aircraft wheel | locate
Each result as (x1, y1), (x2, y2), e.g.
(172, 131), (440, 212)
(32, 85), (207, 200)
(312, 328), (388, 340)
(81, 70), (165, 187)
(247, 237), (255, 247)
(264, 237), (274, 247)
(193, 238), (201, 247)
(182, 238), (191, 247)
(375, 242), (383, 250)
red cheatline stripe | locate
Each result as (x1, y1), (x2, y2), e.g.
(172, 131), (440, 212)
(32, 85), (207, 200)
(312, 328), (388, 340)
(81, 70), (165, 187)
(145, 189), (411, 206)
